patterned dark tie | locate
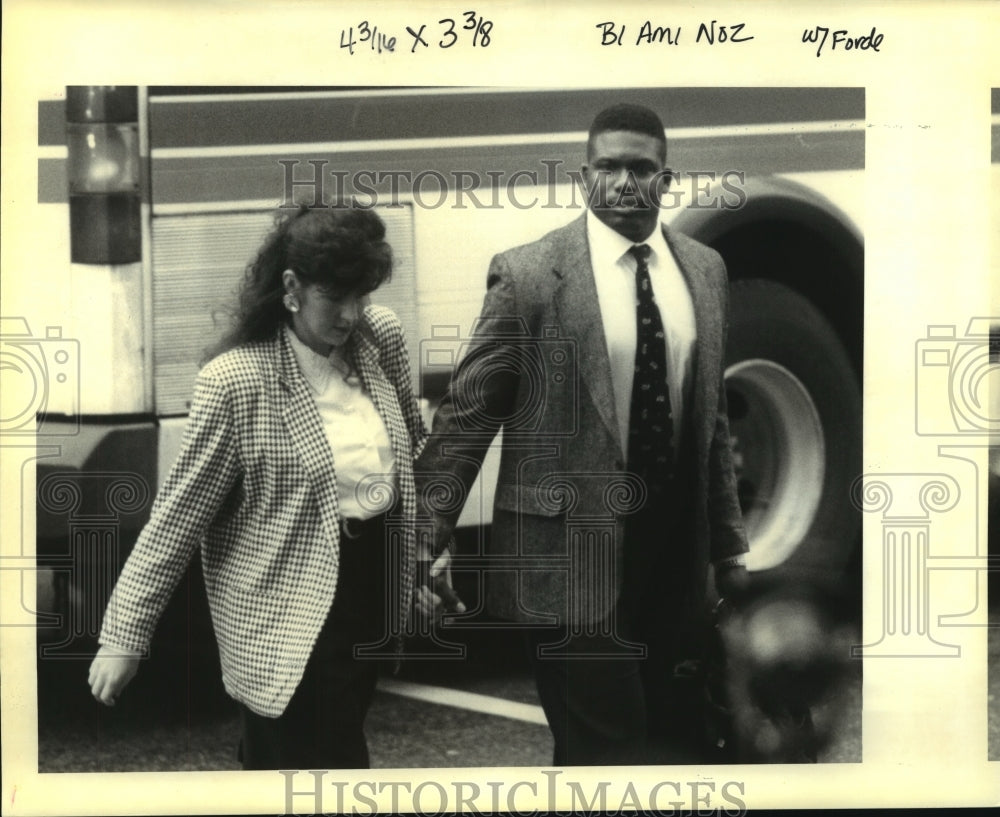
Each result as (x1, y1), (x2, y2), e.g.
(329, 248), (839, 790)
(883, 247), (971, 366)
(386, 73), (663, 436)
(626, 243), (673, 496)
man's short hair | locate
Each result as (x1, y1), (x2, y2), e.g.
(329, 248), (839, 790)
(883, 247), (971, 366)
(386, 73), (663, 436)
(587, 103), (667, 161)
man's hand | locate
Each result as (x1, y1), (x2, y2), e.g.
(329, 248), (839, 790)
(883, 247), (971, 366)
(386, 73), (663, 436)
(429, 548), (466, 613)
(88, 645), (142, 706)
(414, 548), (466, 619)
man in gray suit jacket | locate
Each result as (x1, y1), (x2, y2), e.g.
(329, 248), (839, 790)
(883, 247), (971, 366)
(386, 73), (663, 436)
(418, 103), (750, 764)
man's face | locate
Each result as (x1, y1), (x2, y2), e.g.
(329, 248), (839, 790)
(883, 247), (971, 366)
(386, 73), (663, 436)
(582, 130), (669, 243)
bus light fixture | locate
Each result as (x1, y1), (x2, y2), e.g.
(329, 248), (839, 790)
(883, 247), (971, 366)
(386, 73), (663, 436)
(66, 86), (141, 265)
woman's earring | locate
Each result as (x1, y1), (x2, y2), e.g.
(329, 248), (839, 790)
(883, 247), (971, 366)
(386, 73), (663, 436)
(283, 294), (299, 313)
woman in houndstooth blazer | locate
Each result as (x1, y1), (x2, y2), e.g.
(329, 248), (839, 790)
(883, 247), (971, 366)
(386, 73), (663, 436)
(87, 205), (456, 769)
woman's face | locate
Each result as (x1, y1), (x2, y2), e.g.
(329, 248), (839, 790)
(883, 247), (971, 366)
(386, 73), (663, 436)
(284, 270), (365, 355)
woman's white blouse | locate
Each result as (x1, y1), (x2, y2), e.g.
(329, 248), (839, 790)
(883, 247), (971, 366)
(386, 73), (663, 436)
(286, 327), (397, 519)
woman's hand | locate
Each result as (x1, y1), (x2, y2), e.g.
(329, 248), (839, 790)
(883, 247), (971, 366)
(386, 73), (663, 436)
(88, 645), (142, 706)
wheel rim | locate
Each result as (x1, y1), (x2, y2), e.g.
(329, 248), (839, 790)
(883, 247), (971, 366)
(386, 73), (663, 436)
(724, 358), (826, 571)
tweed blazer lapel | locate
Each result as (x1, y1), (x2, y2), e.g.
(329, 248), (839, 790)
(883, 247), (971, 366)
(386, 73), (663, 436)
(552, 215), (622, 454)
(273, 329), (342, 552)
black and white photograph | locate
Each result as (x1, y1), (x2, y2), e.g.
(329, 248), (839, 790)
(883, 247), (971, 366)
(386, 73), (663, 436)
(1, 1), (997, 815)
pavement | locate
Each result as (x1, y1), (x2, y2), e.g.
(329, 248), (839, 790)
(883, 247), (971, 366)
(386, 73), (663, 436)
(39, 585), (1000, 774)
(37, 622), (866, 773)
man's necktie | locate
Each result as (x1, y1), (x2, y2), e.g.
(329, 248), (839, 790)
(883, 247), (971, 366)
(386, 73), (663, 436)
(626, 243), (673, 495)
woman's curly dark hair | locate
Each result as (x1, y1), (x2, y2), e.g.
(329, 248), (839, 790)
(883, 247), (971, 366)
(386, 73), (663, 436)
(208, 205), (392, 360)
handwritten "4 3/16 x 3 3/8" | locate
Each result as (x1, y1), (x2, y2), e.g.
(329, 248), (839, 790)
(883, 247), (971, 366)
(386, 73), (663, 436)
(339, 12), (493, 55)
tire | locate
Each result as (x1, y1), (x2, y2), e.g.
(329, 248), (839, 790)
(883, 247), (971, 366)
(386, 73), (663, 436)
(724, 279), (861, 579)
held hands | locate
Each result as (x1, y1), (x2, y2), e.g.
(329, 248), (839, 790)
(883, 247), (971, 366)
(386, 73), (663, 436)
(88, 645), (142, 706)
(714, 563), (750, 604)
(413, 548), (466, 620)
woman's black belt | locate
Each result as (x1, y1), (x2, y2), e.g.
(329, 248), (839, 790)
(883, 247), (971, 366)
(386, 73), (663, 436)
(340, 512), (388, 540)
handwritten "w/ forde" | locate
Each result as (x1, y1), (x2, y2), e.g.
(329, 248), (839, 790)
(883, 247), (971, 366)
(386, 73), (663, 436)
(802, 26), (884, 58)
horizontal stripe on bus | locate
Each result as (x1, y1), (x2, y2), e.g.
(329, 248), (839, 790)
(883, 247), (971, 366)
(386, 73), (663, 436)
(38, 129), (863, 204)
(38, 86), (864, 147)
(150, 120), (862, 160)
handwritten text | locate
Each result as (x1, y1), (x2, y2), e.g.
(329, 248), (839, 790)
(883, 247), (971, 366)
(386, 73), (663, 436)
(802, 25), (883, 57)
(597, 20), (754, 47)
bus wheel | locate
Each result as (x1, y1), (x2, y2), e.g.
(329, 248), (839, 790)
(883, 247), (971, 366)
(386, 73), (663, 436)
(724, 278), (861, 579)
